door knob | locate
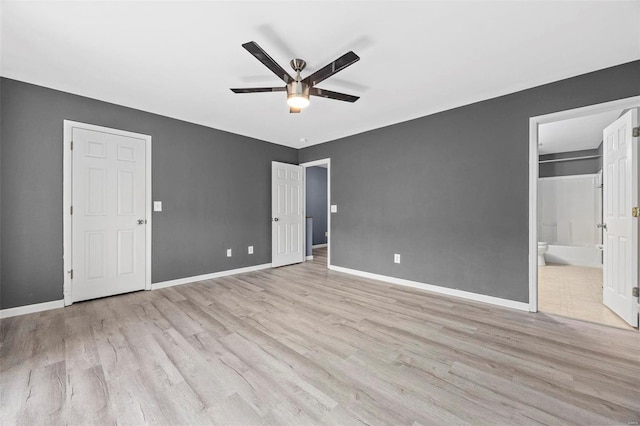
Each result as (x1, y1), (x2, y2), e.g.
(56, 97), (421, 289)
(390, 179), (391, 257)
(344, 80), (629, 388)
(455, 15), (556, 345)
(273, 218), (279, 222)
(137, 219), (146, 225)
(597, 223), (607, 230)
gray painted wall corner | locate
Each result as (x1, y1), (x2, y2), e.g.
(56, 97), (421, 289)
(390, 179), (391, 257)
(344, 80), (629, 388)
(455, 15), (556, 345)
(299, 60), (640, 304)
(0, 78), (296, 309)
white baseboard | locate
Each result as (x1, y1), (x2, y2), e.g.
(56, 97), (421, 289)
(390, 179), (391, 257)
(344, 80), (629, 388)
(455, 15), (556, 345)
(0, 299), (65, 319)
(151, 263), (272, 290)
(328, 265), (529, 312)
(306, 255), (314, 260)
(312, 244), (328, 248)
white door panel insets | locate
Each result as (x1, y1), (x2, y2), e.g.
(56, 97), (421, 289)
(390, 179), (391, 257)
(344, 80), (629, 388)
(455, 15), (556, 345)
(86, 141), (106, 158)
(118, 230), (135, 275)
(86, 168), (106, 215)
(72, 127), (147, 302)
(118, 169), (135, 215)
(602, 109), (638, 327)
(272, 162), (304, 267)
(118, 144), (135, 162)
(85, 231), (105, 279)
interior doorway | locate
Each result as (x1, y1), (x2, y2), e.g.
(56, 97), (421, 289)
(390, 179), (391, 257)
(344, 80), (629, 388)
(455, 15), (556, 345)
(301, 159), (331, 268)
(63, 121), (152, 305)
(528, 98), (639, 330)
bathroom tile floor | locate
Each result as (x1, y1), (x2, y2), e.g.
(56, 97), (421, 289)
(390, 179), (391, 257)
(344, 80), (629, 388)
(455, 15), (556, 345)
(538, 263), (635, 330)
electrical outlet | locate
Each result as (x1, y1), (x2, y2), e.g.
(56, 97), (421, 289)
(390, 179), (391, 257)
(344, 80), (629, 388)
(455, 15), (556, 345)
(226, 249), (232, 257)
(394, 254), (401, 264)
(248, 246), (254, 254)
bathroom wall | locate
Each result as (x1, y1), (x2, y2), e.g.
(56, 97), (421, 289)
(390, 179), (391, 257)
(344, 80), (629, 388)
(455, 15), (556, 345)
(538, 174), (601, 248)
(539, 143), (602, 178)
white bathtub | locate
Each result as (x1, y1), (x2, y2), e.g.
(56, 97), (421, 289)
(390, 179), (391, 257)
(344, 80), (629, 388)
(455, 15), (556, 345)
(544, 244), (602, 267)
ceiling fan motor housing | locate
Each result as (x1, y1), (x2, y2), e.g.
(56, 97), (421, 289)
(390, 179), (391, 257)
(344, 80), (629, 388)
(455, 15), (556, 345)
(290, 59), (306, 72)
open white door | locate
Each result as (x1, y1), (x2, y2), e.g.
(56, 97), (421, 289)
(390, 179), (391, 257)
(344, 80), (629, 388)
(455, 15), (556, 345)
(602, 109), (639, 327)
(71, 126), (148, 302)
(272, 161), (305, 267)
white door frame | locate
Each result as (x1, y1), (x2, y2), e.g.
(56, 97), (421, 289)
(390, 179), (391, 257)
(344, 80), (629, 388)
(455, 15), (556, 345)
(528, 96), (640, 312)
(300, 158), (331, 268)
(63, 120), (152, 306)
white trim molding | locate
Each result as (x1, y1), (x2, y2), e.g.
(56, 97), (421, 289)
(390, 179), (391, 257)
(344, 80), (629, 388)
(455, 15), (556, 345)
(0, 300), (65, 319)
(329, 265), (529, 312)
(306, 255), (314, 260)
(151, 263), (272, 290)
(528, 96), (640, 313)
(63, 120), (153, 306)
(312, 244), (328, 249)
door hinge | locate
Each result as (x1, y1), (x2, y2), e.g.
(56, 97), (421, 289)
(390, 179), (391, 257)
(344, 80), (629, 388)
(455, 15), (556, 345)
(633, 287), (639, 298)
(632, 207), (639, 218)
(633, 127), (639, 138)
(68, 269), (74, 279)
(70, 141), (74, 150)
(70, 206), (73, 215)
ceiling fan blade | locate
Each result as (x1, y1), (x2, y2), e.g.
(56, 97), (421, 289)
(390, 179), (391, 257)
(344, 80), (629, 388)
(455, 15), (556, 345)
(302, 51), (360, 87)
(289, 107), (301, 114)
(242, 41), (294, 84)
(230, 87), (286, 93)
(310, 87), (359, 103)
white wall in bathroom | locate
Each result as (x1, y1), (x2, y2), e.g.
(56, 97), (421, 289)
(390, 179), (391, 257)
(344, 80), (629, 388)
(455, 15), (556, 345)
(538, 173), (601, 247)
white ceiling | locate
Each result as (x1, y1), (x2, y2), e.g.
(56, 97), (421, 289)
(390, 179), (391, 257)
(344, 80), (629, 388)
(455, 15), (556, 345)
(538, 109), (624, 155)
(2, 1), (639, 149)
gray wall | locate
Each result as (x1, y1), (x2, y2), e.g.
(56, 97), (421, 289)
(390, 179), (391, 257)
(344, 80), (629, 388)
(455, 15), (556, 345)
(0, 78), (297, 309)
(0, 78), (3, 308)
(539, 145), (602, 178)
(305, 166), (328, 245)
(299, 61), (640, 303)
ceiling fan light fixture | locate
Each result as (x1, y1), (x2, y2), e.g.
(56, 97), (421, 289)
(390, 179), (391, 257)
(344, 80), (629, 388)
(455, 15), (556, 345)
(287, 95), (310, 109)
(286, 81), (310, 109)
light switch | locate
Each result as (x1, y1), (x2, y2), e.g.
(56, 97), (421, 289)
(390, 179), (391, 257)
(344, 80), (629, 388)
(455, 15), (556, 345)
(248, 246), (254, 254)
(153, 201), (162, 212)
(226, 249), (232, 257)
(330, 205), (338, 213)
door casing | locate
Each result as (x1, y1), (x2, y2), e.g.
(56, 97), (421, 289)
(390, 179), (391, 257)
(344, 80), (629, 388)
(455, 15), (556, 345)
(528, 96), (640, 313)
(63, 120), (152, 306)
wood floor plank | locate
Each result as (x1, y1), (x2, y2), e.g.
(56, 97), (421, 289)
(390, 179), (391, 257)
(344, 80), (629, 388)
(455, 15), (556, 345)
(1, 247), (639, 425)
(65, 365), (115, 425)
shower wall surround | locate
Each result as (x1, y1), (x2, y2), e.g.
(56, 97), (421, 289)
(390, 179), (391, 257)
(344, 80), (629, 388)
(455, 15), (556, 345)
(538, 174), (602, 248)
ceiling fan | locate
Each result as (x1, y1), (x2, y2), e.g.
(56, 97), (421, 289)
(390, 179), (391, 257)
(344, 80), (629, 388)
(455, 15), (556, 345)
(230, 41), (360, 113)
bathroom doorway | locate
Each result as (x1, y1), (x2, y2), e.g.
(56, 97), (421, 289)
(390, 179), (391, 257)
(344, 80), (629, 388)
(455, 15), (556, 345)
(529, 98), (640, 330)
(301, 159), (331, 268)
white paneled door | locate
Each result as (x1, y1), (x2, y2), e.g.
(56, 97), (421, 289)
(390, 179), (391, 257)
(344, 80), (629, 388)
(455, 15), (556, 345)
(272, 161), (305, 268)
(602, 109), (638, 327)
(71, 127), (148, 302)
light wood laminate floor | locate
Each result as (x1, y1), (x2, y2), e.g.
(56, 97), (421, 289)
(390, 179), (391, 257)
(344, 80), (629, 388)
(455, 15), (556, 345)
(2, 248), (639, 425)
